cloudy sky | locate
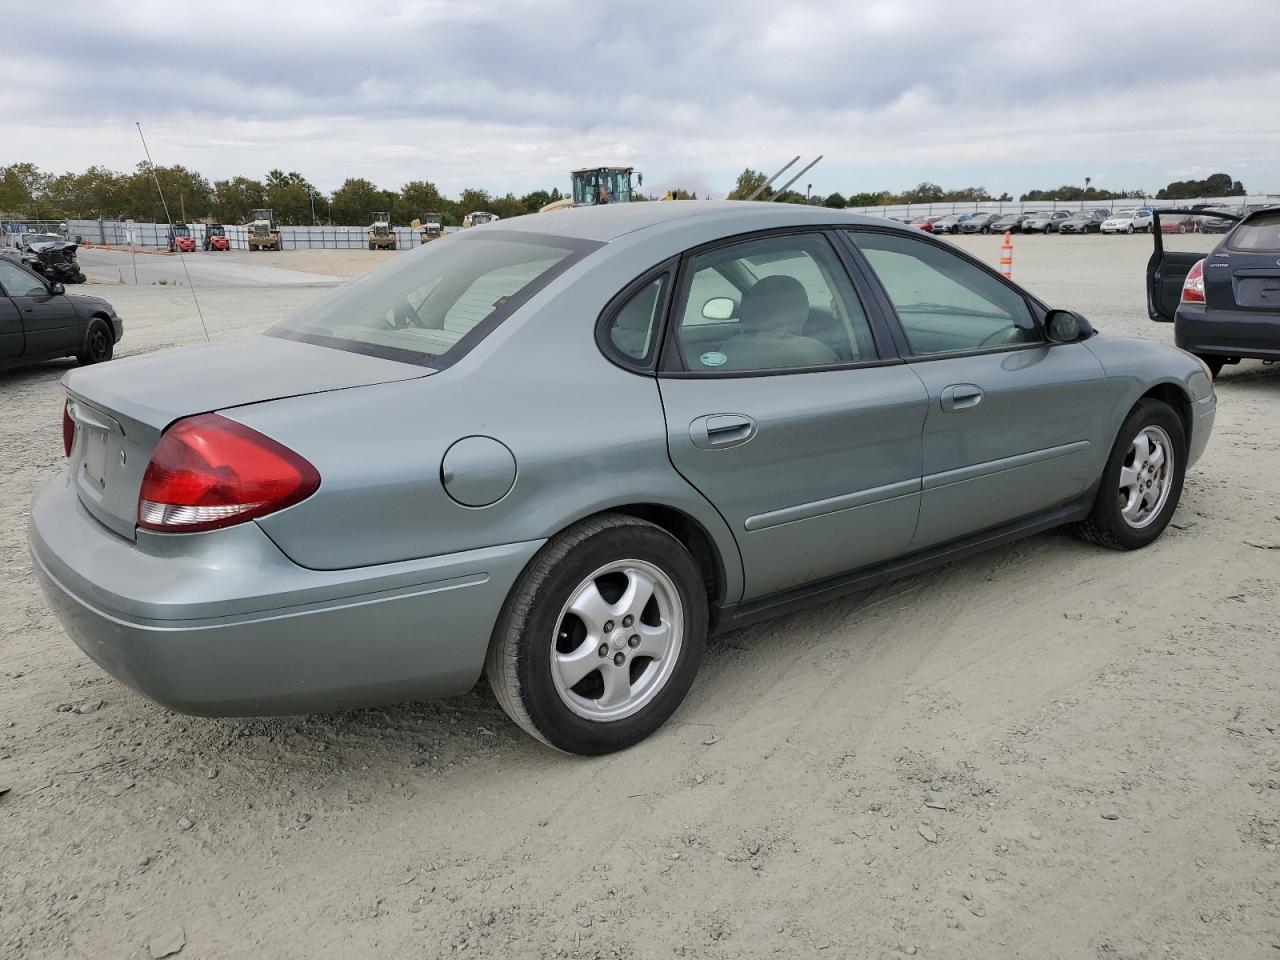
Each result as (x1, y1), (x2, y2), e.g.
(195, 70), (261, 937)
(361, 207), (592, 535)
(6, 0), (1279, 199)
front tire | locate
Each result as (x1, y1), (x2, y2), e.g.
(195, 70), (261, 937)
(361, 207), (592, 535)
(486, 514), (708, 755)
(1075, 398), (1186, 550)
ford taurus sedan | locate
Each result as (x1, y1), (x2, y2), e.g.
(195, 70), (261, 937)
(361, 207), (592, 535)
(30, 203), (1216, 754)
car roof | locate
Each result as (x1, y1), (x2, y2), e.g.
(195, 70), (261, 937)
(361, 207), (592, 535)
(484, 200), (902, 243)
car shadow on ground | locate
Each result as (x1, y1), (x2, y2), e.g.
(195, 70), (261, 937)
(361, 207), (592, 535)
(96, 526), (1093, 795)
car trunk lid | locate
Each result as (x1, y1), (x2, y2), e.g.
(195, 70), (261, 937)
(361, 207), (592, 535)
(63, 335), (430, 540)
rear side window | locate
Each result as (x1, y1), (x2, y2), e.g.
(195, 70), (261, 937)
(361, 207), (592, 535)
(269, 230), (601, 367)
(604, 274), (668, 363)
(1229, 212), (1280, 252)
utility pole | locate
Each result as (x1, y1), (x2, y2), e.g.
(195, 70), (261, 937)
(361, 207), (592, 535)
(179, 192), (187, 224)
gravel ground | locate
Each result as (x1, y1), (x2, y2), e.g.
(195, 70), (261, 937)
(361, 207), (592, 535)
(1, 234), (1277, 959)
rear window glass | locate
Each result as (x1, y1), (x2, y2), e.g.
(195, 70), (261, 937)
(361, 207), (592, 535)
(269, 230), (600, 367)
(1229, 212), (1280, 252)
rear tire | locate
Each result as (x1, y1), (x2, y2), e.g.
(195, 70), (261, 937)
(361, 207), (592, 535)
(76, 319), (113, 366)
(485, 514), (708, 755)
(1074, 398), (1185, 551)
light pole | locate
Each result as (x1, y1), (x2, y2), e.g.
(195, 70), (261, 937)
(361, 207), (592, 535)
(806, 183), (812, 203)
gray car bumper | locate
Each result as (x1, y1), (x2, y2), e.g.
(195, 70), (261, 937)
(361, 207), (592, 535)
(29, 474), (543, 716)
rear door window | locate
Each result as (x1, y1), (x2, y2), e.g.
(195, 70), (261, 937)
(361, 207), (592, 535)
(269, 230), (601, 367)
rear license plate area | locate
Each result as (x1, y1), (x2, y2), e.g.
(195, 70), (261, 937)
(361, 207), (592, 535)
(82, 427), (109, 489)
(1234, 277), (1280, 309)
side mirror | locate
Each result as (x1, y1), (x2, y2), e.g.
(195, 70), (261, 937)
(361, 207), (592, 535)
(50, 282), (65, 296)
(1045, 309), (1086, 343)
(702, 297), (735, 321)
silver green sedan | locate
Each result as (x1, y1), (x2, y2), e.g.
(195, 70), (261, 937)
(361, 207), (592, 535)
(29, 202), (1216, 754)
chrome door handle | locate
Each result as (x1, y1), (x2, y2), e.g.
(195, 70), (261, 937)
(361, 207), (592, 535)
(690, 413), (756, 449)
(940, 384), (984, 412)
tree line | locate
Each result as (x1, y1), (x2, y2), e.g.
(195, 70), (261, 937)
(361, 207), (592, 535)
(0, 162), (568, 226)
(727, 169), (1249, 208)
(2, 160), (1253, 225)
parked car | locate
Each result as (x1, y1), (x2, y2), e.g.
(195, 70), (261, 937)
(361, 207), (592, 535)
(957, 213), (1001, 234)
(991, 212), (1037, 233)
(0, 255), (122, 371)
(1101, 209), (1154, 234)
(1021, 211), (1072, 233)
(908, 214), (942, 233)
(1158, 213), (1201, 235)
(1198, 206), (1244, 234)
(929, 214), (971, 235)
(30, 203), (1215, 754)
(1148, 206), (1280, 377)
(1057, 210), (1110, 234)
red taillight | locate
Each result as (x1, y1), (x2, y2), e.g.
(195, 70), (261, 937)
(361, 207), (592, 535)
(137, 413), (319, 533)
(62, 401), (75, 456)
(1181, 258), (1206, 303)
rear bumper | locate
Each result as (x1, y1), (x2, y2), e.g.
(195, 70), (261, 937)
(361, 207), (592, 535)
(1175, 304), (1280, 361)
(28, 474), (543, 716)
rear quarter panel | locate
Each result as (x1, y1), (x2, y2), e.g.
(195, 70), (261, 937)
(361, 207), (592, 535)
(232, 229), (753, 603)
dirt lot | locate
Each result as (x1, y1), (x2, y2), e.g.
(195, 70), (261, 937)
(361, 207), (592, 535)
(1, 234), (1277, 959)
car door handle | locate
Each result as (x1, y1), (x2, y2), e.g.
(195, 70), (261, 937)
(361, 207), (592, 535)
(940, 384), (984, 412)
(690, 413), (756, 449)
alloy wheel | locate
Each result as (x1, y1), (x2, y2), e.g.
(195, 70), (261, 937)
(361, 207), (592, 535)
(1119, 426), (1174, 528)
(550, 559), (684, 722)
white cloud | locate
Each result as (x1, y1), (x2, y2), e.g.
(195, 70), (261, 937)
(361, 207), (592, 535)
(6, 0), (1279, 197)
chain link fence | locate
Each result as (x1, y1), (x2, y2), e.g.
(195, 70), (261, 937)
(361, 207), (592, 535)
(2, 218), (455, 251)
(5, 195), (1276, 251)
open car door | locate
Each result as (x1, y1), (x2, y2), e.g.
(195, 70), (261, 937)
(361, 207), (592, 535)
(1147, 207), (1241, 321)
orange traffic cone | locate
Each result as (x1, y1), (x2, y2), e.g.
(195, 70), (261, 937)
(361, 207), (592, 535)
(1000, 231), (1013, 279)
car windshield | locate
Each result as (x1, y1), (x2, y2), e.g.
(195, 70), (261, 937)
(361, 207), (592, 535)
(269, 230), (598, 366)
(22, 233), (61, 245)
(1114, 210), (1136, 218)
(1228, 211), (1280, 252)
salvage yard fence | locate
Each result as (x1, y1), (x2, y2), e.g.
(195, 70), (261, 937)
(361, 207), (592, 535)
(2, 219), (455, 251)
(4, 193), (1278, 252)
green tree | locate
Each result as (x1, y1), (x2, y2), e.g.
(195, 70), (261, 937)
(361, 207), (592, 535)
(490, 193), (527, 220)
(399, 179), (446, 223)
(330, 177), (384, 225)
(823, 191), (847, 208)
(1156, 172), (1244, 200)
(213, 177), (267, 223)
(521, 189), (552, 212)
(0, 162), (46, 215)
(728, 168), (769, 200)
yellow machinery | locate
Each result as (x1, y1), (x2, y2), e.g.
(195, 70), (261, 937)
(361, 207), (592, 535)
(367, 211), (396, 250)
(245, 208), (281, 251)
(412, 212), (444, 244)
(540, 166), (642, 212)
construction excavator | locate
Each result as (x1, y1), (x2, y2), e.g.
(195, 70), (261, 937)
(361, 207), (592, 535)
(539, 167), (642, 212)
(412, 212), (444, 244)
(245, 208), (281, 251)
(367, 211), (396, 250)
